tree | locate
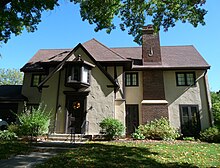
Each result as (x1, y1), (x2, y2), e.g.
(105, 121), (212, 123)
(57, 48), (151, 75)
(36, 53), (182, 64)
(1, 0), (207, 44)
(211, 91), (220, 129)
(0, 68), (23, 85)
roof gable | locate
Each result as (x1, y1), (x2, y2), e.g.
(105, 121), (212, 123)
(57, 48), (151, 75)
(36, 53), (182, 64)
(21, 39), (210, 71)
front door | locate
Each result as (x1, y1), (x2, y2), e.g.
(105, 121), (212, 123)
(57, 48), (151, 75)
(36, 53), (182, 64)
(65, 95), (86, 134)
(180, 105), (201, 137)
(126, 105), (139, 135)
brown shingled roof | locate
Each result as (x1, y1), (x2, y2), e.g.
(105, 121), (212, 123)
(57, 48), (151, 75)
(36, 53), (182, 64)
(82, 38), (128, 62)
(21, 38), (210, 72)
(111, 45), (210, 69)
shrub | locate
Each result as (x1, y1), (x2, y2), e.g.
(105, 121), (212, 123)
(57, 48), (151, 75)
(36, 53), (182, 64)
(132, 129), (145, 140)
(7, 124), (19, 135)
(17, 104), (51, 136)
(0, 130), (17, 141)
(134, 117), (180, 141)
(200, 126), (220, 143)
(99, 118), (125, 140)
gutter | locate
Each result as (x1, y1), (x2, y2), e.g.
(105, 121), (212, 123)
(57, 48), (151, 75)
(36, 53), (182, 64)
(203, 70), (214, 127)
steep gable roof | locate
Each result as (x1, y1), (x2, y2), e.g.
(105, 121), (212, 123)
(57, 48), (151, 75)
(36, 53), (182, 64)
(21, 38), (210, 71)
(82, 38), (128, 62)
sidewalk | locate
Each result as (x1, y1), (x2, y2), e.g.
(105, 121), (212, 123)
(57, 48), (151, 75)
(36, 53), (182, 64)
(0, 142), (81, 168)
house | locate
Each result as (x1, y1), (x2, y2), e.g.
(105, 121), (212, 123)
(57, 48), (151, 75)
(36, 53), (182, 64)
(18, 25), (213, 137)
(0, 85), (26, 130)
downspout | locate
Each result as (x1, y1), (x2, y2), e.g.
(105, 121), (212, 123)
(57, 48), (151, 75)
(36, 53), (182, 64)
(54, 70), (62, 133)
(203, 70), (213, 127)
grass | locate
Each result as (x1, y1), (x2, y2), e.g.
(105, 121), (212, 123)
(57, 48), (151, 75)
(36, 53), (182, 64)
(0, 141), (31, 159)
(36, 141), (220, 168)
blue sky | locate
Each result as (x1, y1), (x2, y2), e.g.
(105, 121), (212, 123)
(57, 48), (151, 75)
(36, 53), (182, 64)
(0, 1), (219, 91)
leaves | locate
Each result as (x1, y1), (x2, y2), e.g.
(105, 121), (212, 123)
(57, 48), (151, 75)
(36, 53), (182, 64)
(0, 68), (23, 85)
(0, 0), (207, 45)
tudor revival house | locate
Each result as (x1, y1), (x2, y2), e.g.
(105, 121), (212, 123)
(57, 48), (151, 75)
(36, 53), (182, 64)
(17, 25), (212, 136)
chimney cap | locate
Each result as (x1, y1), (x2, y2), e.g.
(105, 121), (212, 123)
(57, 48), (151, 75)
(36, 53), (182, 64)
(142, 24), (154, 34)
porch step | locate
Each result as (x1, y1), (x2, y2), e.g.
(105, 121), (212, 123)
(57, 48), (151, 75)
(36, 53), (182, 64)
(47, 134), (91, 142)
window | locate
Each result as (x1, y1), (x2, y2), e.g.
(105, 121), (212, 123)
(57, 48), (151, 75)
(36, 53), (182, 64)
(176, 72), (196, 86)
(125, 72), (138, 86)
(180, 105), (201, 136)
(67, 65), (90, 85)
(31, 74), (47, 87)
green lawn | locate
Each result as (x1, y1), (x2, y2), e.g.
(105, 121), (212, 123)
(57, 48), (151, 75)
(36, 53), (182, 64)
(36, 141), (220, 168)
(0, 141), (31, 159)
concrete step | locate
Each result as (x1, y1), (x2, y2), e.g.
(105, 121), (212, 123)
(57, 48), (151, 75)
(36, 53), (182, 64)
(47, 134), (91, 142)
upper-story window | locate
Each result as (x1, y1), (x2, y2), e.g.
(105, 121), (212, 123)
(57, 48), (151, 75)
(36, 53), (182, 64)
(31, 74), (47, 87)
(176, 72), (196, 86)
(67, 64), (90, 86)
(125, 72), (138, 86)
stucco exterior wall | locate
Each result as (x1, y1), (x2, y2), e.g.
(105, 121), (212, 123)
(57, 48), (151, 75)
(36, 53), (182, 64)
(22, 72), (41, 103)
(125, 71), (143, 124)
(106, 66), (126, 128)
(73, 49), (115, 134)
(164, 70), (211, 131)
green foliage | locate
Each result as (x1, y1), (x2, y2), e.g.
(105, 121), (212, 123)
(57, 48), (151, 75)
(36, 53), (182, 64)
(211, 92), (220, 129)
(7, 123), (20, 135)
(17, 104), (51, 136)
(1, 0), (206, 45)
(0, 68), (23, 85)
(200, 126), (220, 143)
(183, 137), (195, 141)
(99, 118), (125, 140)
(132, 129), (145, 140)
(0, 0), (58, 44)
(0, 130), (17, 141)
(73, 0), (207, 44)
(134, 117), (180, 140)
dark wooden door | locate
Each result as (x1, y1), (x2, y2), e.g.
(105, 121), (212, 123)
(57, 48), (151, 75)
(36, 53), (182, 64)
(66, 96), (86, 134)
(180, 105), (201, 137)
(126, 105), (139, 135)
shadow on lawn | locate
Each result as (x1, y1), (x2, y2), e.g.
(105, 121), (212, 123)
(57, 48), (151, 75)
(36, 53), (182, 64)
(36, 142), (198, 168)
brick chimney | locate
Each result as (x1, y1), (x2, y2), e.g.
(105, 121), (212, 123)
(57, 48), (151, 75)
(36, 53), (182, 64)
(142, 25), (161, 64)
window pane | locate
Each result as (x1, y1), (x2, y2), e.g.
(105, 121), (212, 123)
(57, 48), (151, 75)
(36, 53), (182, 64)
(177, 73), (185, 85)
(132, 74), (137, 85)
(82, 67), (89, 83)
(71, 66), (80, 81)
(126, 74), (131, 86)
(186, 73), (195, 85)
(32, 75), (40, 86)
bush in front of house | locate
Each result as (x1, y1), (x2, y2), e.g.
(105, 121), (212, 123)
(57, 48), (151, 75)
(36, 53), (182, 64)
(99, 118), (125, 140)
(200, 126), (220, 143)
(0, 130), (17, 141)
(17, 104), (51, 136)
(132, 117), (180, 140)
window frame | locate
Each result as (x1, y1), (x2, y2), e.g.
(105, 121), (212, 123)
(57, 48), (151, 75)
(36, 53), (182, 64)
(125, 72), (139, 87)
(176, 72), (196, 86)
(179, 104), (201, 136)
(66, 64), (91, 86)
(31, 74), (47, 87)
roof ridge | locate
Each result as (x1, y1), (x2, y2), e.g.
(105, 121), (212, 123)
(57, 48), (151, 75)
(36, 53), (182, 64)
(39, 48), (73, 50)
(91, 38), (127, 60)
(161, 45), (194, 47)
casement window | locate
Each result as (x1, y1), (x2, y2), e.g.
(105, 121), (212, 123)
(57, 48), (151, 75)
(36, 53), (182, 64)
(179, 105), (201, 136)
(125, 72), (138, 86)
(176, 72), (196, 86)
(31, 74), (47, 87)
(67, 65), (90, 85)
